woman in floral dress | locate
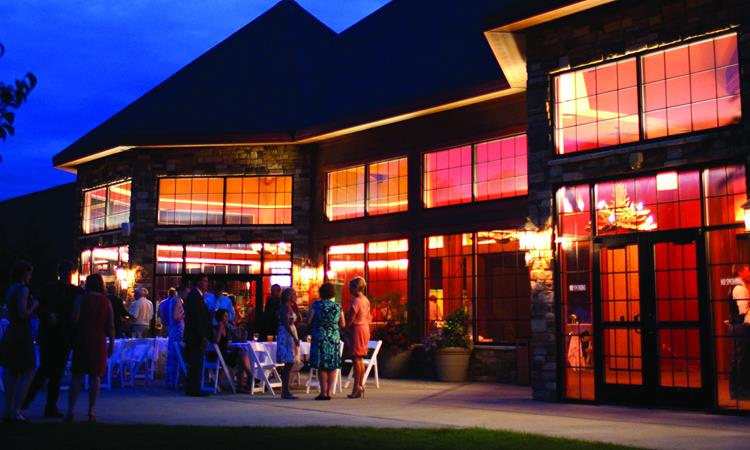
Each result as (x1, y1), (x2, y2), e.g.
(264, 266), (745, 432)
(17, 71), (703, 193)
(307, 283), (345, 400)
(276, 288), (299, 399)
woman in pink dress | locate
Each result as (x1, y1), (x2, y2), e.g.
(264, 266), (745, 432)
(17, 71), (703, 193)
(66, 274), (114, 423)
(346, 277), (370, 399)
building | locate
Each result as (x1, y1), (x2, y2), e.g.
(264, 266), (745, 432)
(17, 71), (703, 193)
(51, 0), (750, 412)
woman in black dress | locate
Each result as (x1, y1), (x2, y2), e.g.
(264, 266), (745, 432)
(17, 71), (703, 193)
(0, 261), (39, 422)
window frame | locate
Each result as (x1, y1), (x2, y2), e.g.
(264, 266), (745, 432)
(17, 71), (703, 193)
(154, 241), (294, 278)
(81, 179), (132, 235)
(552, 31), (741, 156)
(324, 156), (409, 222)
(421, 133), (529, 209)
(156, 175), (294, 227)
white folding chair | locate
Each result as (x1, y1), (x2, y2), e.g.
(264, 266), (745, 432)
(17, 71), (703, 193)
(121, 341), (151, 386)
(101, 340), (123, 390)
(248, 342), (282, 396)
(345, 340), (382, 389)
(172, 340), (188, 390)
(306, 340), (344, 394)
(200, 343), (236, 394)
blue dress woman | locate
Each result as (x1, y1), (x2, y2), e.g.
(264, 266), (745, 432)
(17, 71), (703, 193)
(307, 283), (345, 400)
(165, 289), (185, 388)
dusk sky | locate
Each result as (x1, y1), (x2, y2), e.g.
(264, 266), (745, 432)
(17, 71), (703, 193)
(0, 0), (389, 201)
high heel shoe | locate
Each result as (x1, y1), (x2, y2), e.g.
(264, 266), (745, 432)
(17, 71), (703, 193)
(347, 385), (365, 399)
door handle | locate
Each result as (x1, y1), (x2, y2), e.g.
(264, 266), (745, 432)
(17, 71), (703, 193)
(634, 314), (641, 334)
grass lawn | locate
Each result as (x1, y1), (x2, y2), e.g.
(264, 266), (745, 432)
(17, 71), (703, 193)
(0, 424), (640, 450)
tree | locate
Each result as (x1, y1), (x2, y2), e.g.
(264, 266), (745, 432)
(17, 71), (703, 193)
(0, 42), (37, 147)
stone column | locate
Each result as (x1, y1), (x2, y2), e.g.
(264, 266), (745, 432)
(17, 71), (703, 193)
(528, 242), (557, 401)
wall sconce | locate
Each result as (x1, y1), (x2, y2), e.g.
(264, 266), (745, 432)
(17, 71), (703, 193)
(743, 199), (750, 233)
(518, 218), (553, 267)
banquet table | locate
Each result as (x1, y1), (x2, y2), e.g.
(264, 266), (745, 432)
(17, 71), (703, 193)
(231, 340), (311, 365)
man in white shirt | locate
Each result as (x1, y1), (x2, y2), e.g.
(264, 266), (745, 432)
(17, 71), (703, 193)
(130, 287), (154, 338)
(730, 263), (750, 399)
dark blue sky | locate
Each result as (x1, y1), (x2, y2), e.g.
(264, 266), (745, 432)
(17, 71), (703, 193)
(0, 0), (389, 201)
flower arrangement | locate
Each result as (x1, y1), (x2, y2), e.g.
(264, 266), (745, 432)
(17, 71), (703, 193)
(373, 320), (411, 355)
(423, 308), (472, 351)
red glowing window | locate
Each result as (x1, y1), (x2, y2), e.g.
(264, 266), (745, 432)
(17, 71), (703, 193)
(366, 239), (409, 324)
(367, 158), (408, 216)
(703, 165), (747, 226)
(158, 177), (224, 225)
(424, 233), (474, 334)
(225, 176), (292, 225)
(327, 243), (365, 311)
(327, 240), (409, 323)
(423, 146), (473, 208)
(642, 33), (741, 139)
(82, 181), (131, 234)
(554, 58), (639, 154)
(594, 170), (701, 235)
(326, 166), (365, 221)
(556, 185), (591, 238)
(475, 134), (528, 200)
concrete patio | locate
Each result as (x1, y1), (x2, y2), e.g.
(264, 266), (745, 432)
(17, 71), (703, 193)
(25, 380), (750, 450)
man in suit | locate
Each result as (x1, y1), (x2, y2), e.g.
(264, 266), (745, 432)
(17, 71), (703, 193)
(183, 274), (211, 396)
(263, 284), (282, 338)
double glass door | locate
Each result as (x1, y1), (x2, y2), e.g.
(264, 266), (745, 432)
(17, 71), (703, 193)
(594, 231), (708, 407)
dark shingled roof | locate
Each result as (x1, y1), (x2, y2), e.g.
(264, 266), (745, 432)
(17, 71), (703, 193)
(53, 0), (582, 168)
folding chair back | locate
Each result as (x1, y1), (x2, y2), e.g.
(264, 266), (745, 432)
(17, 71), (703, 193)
(345, 340), (382, 389)
(305, 340), (344, 395)
(248, 342), (282, 396)
(172, 340), (188, 390)
(200, 343), (236, 394)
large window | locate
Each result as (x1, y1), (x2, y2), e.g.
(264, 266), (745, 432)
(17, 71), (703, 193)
(157, 176), (292, 226)
(82, 180), (131, 234)
(556, 165), (744, 237)
(326, 157), (408, 221)
(555, 32), (741, 154)
(555, 59), (639, 153)
(326, 239), (408, 324)
(423, 134), (528, 208)
(424, 231), (529, 345)
(156, 242), (290, 277)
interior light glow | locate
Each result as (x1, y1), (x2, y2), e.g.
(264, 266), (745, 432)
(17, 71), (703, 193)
(656, 172), (678, 191)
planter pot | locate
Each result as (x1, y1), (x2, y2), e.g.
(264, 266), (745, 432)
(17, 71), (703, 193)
(379, 348), (412, 378)
(434, 347), (471, 382)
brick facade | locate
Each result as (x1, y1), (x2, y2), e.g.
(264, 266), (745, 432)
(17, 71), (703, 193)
(76, 145), (312, 291)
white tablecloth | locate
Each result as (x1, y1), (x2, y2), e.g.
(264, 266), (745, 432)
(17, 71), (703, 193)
(231, 340), (310, 364)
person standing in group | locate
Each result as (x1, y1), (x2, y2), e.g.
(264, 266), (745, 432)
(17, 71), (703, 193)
(129, 287), (153, 338)
(23, 261), (82, 418)
(346, 277), (371, 399)
(263, 284), (282, 339)
(106, 285), (130, 338)
(157, 288), (179, 336)
(308, 283), (345, 400)
(277, 288), (300, 399)
(165, 286), (187, 389)
(66, 273), (114, 423)
(0, 261), (39, 422)
(183, 274), (211, 396)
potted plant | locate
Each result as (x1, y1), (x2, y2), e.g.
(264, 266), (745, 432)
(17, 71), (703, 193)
(372, 320), (412, 378)
(424, 308), (472, 382)
(371, 292), (412, 378)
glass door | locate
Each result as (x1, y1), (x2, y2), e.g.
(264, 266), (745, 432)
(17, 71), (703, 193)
(595, 231), (708, 407)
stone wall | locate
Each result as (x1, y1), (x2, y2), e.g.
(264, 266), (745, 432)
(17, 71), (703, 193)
(469, 346), (530, 384)
(75, 144), (311, 290)
(525, 0), (750, 401)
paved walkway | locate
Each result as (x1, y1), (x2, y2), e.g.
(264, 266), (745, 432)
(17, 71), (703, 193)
(26, 380), (750, 449)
